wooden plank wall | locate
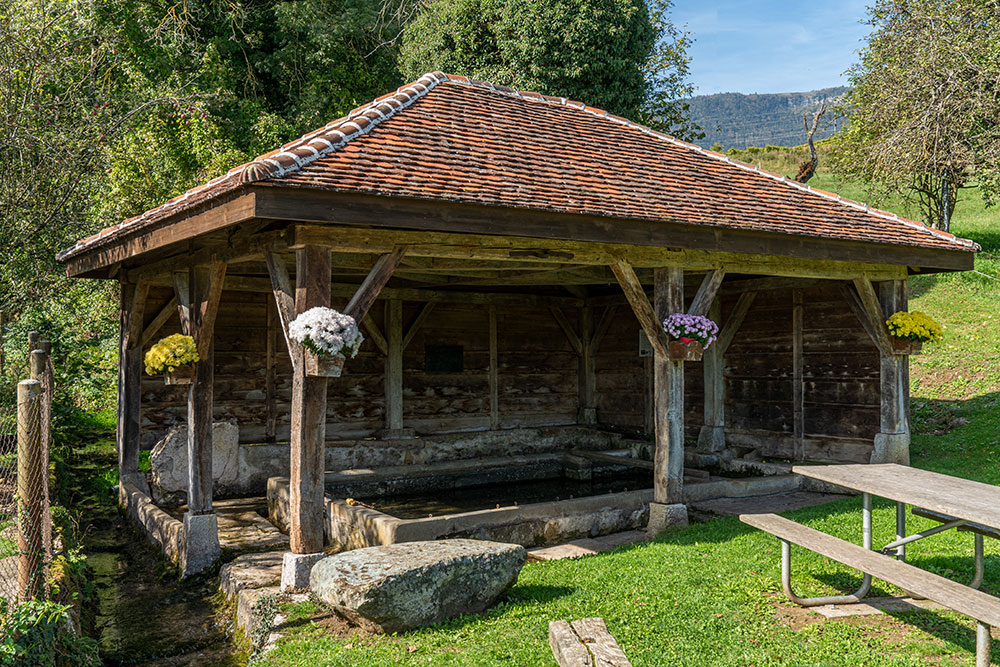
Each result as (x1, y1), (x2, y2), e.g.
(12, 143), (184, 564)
(593, 283), (880, 463)
(139, 290), (578, 445)
(138, 282), (880, 462)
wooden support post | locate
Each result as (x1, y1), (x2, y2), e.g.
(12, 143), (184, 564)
(697, 299), (726, 452)
(384, 299), (404, 433)
(118, 281), (149, 500)
(289, 246), (331, 555)
(687, 268), (726, 317)
(653, 267), (686, 507)
(16, 380), (45, 601)
(578, 304), (597, 425)
(344, 246), (406, 321)
(874, 279), (910, 464)
(489, 305), (500, 430)
(183, 264), (225, 515)
(265, 297), (277, 443)
(792, 290), (804, 461)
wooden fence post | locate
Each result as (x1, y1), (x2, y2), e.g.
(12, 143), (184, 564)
(29, 346), (53, 560)
(16, 380), (46, 601)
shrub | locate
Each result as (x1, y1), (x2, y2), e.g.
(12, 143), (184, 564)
(0, 598), (99, 666)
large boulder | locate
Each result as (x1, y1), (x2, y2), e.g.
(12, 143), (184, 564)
(149, 420), (239, 505)
(310, 539), (526, 633)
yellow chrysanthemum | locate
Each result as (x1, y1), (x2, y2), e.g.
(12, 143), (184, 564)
(886, 311), (943, 344)
(144, 334), (199, 375)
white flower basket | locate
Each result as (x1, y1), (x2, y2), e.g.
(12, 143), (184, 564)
(288, 307), (363, 378)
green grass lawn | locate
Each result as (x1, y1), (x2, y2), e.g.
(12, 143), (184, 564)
(261, 168), (999, 666)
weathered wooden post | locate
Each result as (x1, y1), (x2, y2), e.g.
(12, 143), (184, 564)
(577, 304), (597, 425)
(697, 299), (726, 452)
(384, 298), (404, 434)
(173, 263), (225, 576)
(610, 260), (688, 536)
(0, 311), (5, 377)
(16, 379), (46, 601)
(118, 281), (150, 502)
(874, 279), (910, 464)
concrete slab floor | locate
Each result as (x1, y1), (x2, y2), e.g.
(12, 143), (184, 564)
(811, 596), (946, 619)
(690, 490), (845, 519)
(527, 530), (646, 562)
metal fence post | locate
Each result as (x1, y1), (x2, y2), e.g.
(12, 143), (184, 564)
(16, 379), (46, 601)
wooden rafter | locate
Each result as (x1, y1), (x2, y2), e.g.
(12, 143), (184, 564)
(345, 246), (407, 321)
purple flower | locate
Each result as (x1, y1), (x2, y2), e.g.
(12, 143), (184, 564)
(662, 313), (719, 348)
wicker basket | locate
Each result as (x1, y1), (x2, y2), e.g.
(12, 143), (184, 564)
(164, 366), (194, 385)
(668, 340), (704, 362)
(890, 338), (923, 355)
(305, 352), (346, 377)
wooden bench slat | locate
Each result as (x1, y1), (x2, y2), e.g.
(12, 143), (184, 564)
(740, 513), (1000, 627)
(911, 507), (1000, 540)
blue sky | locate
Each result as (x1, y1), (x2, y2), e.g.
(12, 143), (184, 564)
(672, 1), (872, 95)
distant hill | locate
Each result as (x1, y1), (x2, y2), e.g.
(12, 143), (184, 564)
(684, 87), (849, 150)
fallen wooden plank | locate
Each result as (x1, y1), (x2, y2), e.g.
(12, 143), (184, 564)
(549, 617), (632, 667)
(570, 450), (653, 470)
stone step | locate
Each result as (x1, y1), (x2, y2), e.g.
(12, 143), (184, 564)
(683, 473), (803, 503)
(527, 530), (646, 562)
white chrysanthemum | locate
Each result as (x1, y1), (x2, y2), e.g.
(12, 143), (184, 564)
(288, 307), (364, 357)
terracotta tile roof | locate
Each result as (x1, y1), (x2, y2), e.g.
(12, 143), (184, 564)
(58, 72), (978, 261)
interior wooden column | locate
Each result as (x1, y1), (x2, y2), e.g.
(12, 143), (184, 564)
(578, 304), (597, 425)
(289, 245), (331, 554)
(653, 267), (685, 505)
(117, 279), (149, 498)
(876, 279), (910, 464)
(178, 263), (226, 514)
(384, 298), (404, 432)
(489, 305), (499, 430)
(696, 299), (725, 452)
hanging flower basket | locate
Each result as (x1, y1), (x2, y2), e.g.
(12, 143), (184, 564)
(304, 351), (347, 378)
(662, 314), (718, 362)
(668, 339), (704, 361)
(145, 334), (199, 385)
(885, 311), (942, 356)
(289, 307), (364, 378)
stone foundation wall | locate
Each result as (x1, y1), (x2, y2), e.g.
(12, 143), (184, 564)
(154, 425), (644, 503)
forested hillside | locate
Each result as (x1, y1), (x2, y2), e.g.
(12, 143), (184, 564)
(685, 86), (849, 150)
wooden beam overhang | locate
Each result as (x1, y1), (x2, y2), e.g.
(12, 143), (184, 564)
(63, 185), (974, 279)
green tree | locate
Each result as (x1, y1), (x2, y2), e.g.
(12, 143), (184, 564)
(398, 0), (699, 139)
(834, 0), (1000, 230)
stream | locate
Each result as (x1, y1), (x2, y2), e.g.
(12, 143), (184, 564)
(60, 437), (240, 666)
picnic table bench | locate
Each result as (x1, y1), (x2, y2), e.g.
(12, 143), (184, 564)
(741, 463), (1000, 667)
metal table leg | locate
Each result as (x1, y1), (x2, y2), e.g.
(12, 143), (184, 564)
(895, 501), (906, 561)
(976, 621), (991, 667)
(780, 493), (873, 606)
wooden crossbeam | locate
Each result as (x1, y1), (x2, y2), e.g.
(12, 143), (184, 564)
(610, 259), (670, 359)
(687, 268), (726, 317)
(717, 291), (757, 354)
(549, 307), (583, 355)
(141, 297), (178, 347)
(590, 305), (617, 353)
(361, 315), (388, 356)
(172, 271), (191, 336)
(401, 302), (436, 352)
(852, 277), (893, 355)
(265, 250), (297, 365)
(344, 246), (407, 321)
(841, 284), (882, 352)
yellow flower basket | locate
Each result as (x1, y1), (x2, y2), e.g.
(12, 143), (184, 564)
(885, 311), (942, 354)
(145, 334), (199, 384)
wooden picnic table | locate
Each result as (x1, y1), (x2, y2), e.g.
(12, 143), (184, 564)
(794, 463), (1000, 531)
(742, 463), (1000, 666)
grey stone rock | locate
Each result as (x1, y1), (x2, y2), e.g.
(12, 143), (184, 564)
(280, 551), (326, 593)
(310, 539), (525, 633)
(646, 502), (688, 537)
(149, 420), (239, 504)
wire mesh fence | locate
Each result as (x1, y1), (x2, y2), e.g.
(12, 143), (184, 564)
(0, 401), (19, 603)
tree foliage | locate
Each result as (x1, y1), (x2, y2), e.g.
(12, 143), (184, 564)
(398, 0), (698, 139)
(834, 0), (1000, 229)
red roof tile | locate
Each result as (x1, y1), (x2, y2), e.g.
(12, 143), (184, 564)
(58, 72), (978, 261)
